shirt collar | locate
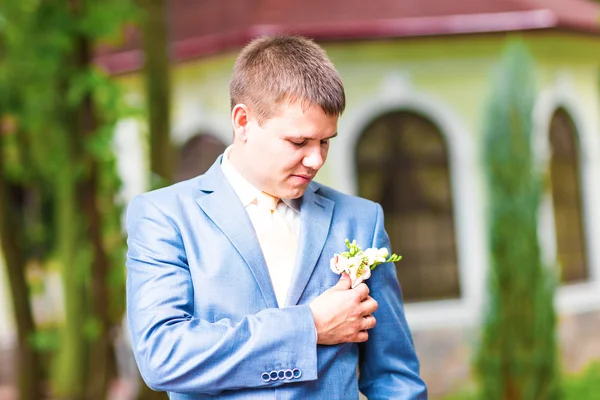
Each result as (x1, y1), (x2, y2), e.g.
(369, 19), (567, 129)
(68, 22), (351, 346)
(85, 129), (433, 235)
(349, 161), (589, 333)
(220, 146), (301, 212)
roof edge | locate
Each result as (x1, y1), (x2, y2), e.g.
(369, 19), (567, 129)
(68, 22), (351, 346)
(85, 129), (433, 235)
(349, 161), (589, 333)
(95, 9), (582, 75)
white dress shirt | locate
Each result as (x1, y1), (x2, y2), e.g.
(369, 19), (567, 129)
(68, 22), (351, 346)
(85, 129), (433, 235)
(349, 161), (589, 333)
(220, 146), (300, 307)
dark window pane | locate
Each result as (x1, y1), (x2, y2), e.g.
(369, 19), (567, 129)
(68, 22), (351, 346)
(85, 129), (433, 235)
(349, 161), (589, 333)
(549, 109), (588, 283)
(175, 134), (227, 182)
(355, 112), (460, 302)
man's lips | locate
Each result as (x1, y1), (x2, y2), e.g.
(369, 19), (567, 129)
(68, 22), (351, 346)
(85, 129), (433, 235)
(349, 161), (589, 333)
(291, 174), (313, 182)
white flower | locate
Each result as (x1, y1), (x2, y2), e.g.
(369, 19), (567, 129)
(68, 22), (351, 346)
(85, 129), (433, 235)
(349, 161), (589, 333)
(347, 255), (364, 270)
(330, 253), (363, 274)
(329, 253), (347, 274)
(346, 261), (371, 288)
(363, 247), (388, 266)
(377, 247), (389, 259)
(329, 239), (401, 288)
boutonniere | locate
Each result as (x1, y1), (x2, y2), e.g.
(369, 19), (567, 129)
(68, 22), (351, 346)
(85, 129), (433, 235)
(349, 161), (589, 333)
(330, 239), (402, 288)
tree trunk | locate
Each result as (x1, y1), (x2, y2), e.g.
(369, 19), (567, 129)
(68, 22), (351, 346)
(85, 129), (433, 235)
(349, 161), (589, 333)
(52, 156), (87, 400)
(69, 1), (118, 399)
(136, 1), (172, 398)
(80, 140), (117, 400)
(139, 0), (173, 188)
(0, 169), (44, 400)
(78, 45), (117, 400)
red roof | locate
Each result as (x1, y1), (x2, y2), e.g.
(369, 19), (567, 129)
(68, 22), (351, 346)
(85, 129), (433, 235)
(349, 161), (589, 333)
(96, 0), (600, 74)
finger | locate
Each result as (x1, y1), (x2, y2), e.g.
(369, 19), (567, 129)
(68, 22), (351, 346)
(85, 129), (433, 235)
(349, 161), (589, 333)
(353, 282), (370, 300)
(351, 276), (364, 288)
(362, 315), (376, 331)
(362, 316), (370, 331)
(353, 330), (369, 343)
(358, 297), (378, 316)
(333, 272), (352, 291)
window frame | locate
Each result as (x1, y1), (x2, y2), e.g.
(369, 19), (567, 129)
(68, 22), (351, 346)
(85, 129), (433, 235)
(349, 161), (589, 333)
(533, 76), (600, 316)
(354, 111), (461, 303)
(331, 77), (487, 330)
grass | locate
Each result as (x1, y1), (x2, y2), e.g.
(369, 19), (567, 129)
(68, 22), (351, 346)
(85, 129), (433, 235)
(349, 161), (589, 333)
(441, 361), (600, 400)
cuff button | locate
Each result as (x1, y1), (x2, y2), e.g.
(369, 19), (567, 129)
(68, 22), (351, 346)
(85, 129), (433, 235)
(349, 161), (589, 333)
(261, 372), (270, 382)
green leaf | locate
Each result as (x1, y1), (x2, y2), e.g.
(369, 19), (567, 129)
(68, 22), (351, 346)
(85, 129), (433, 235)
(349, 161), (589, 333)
(29, 328), (61, 352)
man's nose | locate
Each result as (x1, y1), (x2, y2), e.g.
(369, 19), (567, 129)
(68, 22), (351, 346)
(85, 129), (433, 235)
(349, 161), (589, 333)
(302, 147), (325, 170)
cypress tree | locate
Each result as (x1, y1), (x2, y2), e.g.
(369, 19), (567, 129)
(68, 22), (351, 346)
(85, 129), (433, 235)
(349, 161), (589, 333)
(475, 40), (560, 400)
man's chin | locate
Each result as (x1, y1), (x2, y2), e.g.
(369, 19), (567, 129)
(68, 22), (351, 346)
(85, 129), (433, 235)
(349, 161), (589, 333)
(286, 189), (307, 200)
(283, 177), (312, 198)
(284, 185), (310, 200)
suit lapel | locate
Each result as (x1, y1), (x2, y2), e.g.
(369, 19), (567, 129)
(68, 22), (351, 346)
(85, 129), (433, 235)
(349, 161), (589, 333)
(195, 158), (278, 309)
(285, 183), (334, 307)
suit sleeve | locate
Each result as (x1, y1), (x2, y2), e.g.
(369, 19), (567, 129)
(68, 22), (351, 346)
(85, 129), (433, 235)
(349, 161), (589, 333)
(358, 203), (428, 399)
(126, 194), (318, 394)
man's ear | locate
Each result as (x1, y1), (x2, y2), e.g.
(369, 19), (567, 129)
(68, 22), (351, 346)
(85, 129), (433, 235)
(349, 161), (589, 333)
(232, 104), (250, 142)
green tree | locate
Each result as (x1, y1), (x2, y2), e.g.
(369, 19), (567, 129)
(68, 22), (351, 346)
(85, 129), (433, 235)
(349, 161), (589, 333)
(0, 9), (58, 399)
(475, 40), (560, 400)
(0, 1), (135, 399)
(0, 124), (44, 400)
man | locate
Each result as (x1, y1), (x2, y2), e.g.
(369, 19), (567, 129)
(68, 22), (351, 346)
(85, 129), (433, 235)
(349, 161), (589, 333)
(126, 35), (427, 399)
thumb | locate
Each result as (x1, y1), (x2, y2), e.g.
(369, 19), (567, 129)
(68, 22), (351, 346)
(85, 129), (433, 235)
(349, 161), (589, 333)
(333, 272), (352, 291)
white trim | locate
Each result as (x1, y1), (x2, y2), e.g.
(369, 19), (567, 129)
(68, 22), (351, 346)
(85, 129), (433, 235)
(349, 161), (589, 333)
(114, 99), (231, 204)
(333, 74), (488, 330)
(113, 119), (148, 204)
(171, 98), (232, 148)
(533, 72), (600, 314)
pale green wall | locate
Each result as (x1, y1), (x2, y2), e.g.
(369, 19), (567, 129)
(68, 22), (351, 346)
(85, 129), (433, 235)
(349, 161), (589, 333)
(114, 31), (600, 190)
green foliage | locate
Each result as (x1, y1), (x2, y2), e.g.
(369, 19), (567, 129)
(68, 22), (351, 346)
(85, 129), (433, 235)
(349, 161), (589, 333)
(0, 0), (139, 398)
(30, 328), (62, 353)
(443, 389), (477, 400)
(446, 361), (600, 400)
(475, 40), (560, 400)
(563, 362), (600, 400)
(83, 316), (103, 341)
(0, 0), (137, 300)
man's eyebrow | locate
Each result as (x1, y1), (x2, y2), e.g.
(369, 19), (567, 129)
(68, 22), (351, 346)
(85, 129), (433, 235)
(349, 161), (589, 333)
(287, 132), (338, 141)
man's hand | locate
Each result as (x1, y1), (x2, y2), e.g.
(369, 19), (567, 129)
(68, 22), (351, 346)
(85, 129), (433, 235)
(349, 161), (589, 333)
(309, 273), (378, 345)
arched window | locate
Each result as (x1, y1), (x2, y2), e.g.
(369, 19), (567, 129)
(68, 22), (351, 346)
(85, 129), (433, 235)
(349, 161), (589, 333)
(175, 133), (227, 182)
(355, 111), (459, 302)
(549, 109), (588, 283)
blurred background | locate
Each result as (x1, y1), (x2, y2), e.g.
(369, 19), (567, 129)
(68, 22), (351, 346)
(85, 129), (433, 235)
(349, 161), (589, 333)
(1, 0), (600, 399)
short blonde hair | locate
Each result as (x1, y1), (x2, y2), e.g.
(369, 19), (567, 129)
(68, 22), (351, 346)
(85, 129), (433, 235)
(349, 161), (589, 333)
(230, 35), (346, 123)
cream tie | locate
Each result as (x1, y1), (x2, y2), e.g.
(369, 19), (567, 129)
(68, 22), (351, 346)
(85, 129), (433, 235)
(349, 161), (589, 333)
(255, 191), (298, 308)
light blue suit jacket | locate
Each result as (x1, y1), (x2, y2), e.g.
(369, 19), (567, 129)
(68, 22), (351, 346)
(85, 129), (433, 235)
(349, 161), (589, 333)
(126, 157), (427, 399)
